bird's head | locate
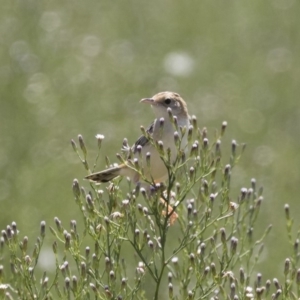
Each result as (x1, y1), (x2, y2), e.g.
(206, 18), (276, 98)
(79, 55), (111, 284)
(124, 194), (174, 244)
(140, 91), (188, 119)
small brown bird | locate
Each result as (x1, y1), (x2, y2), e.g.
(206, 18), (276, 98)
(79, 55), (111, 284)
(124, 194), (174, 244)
(85, 91), (190, 184)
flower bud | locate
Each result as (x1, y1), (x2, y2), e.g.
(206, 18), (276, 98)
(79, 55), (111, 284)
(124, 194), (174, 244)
(221, 121), (227, 136)
(209, 193), (215, 207)
(72, 179), (81, 200)
(121, 277), (127, 289)
(105, 257), (111, 272)
(190, 142), (199, 157)
(247, 188), (253, 200)
(85, 247), (91, 261)
(240, 268), (245, 285)
(203, 138), (209, 150)
(181, 152), (186, 163)
(168, 283), (173, 298)
(173, 116), (179, 131)
(215, 139), (221, 155)
(224, 164), (231, 178)
(273, 278), (280, 290)
(86, 194), (94, 210)
(174, 131), (180, 147)
(80, 186), (86, 199)
(54, 217), (63, 233)
(230, 283), (236, 298)
(168, 272), (173, 283)
(104, 286), (112, 298)
(81, 262), (86, 278)
(159, 117), (164, 131)
(251, 178), (256, 191)
(65, 277), (70, 290)
(11, 222), (17, 233)
(40, 221), (46, 238)
(133, 158), (140, 171)
(95, 134), (105, 149)
(231, 140), (237, 156)
(78, 134), (87, 157)
(115, 153), (124, 164)
(193, 209), (198, 218)
(146, 152), (151, 168)
(72, 275), (78, 292)
(256, 196), (263, 208)
(202, 127), (207, 139)
(6, 226), (12, 239)
(202, 180), (208, 196)
(199, 243), (206, 256)
(143, 207), (149, 215)
(187, 253), (194, 266)
(211, 263), (216, 277)
(192, 115), (197, 129)
(187, 203), (193, 216)
(171, 257), (179, 266)
(156, 140), (164, 155)
(148, 240), (154, 250)
(22, 236), (28, 252)
(64, 233), (71, 250)
(240, 188), (247, 201)
(140, 126), (147, 136)
(189, 167), (195, 181)
(284, 204), (290, 220)
(110, 270), (115, 281)
(257, 273), (262, 287)
(90, 283), (97, 293)
(136, 145), (142, 157)
(92, 253), (98, 269)
(167, 107), (173, 123)
(247, 227), (253, 241)
(70, 220), (77, 232)
(71, 139), (77, 152)
(188, 125), (193, 142)
(220, 228), (226, 244)
(256, 287), (265, 297)
(230, 237), (238, 255)
(284, 258), (290, 276)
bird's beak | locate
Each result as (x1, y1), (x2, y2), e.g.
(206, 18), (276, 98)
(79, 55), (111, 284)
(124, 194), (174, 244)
(140, 98), (154, 104)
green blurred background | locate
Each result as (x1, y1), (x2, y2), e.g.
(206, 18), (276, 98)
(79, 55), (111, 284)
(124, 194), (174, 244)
(1, 0), (299, 288)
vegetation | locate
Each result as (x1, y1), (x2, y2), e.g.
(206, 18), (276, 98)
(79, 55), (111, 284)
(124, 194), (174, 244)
(1, 1), (300, 299)
(1, 120), (299, 299)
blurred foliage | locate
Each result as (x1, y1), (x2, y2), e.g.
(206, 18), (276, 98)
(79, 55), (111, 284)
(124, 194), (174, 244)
(0, 0), (300, 289)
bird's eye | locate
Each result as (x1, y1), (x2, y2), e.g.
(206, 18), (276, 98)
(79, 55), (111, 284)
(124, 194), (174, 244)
(164, 98), (171, 105)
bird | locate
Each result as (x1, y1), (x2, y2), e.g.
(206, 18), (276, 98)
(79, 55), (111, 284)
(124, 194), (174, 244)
(85, 91), (190, 185)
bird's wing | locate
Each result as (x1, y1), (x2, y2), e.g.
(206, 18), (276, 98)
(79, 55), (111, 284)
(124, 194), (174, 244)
(132, 121), (155, 154)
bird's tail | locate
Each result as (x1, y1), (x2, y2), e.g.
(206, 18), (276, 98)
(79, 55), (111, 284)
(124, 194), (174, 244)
(85, 165), (123, 183)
